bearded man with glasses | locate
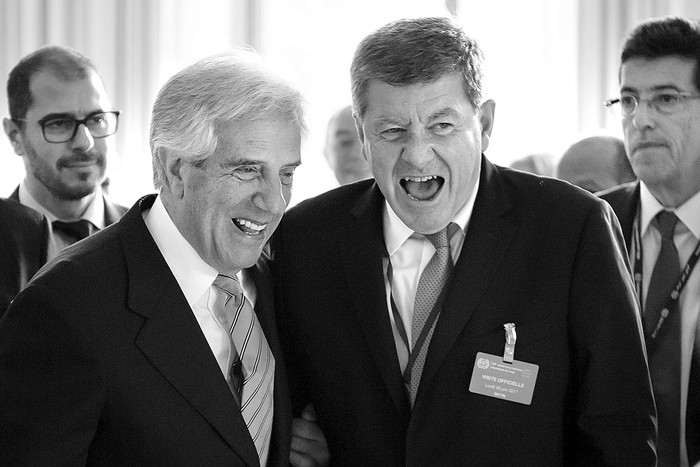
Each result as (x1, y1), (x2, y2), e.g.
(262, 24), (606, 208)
(599, 16), (700, 467)
(2, 46), (126, 258)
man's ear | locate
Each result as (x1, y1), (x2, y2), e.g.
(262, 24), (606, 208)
(2, 117), (26, 156)
(158, 147), (186, 199)
(353, 113), (369, 161)
(478, 99), (496, 153)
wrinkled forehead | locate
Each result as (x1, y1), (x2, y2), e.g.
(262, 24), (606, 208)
(362, 74), (473, 122)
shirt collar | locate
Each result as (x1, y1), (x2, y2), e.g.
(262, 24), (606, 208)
(383, 169), (480, 255)
(640, 181), (700, 239)
(19, 181), (106, 228)
(143, 194), (218, 307)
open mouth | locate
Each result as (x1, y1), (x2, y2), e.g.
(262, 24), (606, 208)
(400, 175), (445, 201)
(232, 218), (267, 236)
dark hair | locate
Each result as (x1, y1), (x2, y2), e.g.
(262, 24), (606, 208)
(621, 16), (700, 92)
(7, 45), (98, 121)
(350, 16), (484, 118)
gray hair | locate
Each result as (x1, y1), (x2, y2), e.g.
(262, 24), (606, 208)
(150, 50), (306, 188)
(350, 16), (485, 119)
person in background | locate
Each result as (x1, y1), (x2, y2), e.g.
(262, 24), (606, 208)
(508, 152), (557, 177)
(273, 16), (656, 466)
(0, 51), (327, 466)
(324, 105), (372, 185)
(599, 16), (700, 466)
(2, 45), (126, 258)
(558, 135), (636, 192)
(0, 197), (49, 318)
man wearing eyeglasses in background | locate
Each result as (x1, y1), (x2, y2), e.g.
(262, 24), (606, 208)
(599, 16), (700, 467)
(2, 45), (126, 259)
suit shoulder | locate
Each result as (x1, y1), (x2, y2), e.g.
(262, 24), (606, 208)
(0, 197), (46, 226)
(598, 182), (637, 203)
(0, 198), (49, 251)
(286, 179), (373, 223)
(33, 222), (124, 286)
(498, 165), (605, 212)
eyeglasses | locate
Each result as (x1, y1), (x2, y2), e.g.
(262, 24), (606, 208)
(15, 111), (120, 143)
(604, 91), (700, 117)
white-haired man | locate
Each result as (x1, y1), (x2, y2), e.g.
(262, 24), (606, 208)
(0, 51), (326, 466)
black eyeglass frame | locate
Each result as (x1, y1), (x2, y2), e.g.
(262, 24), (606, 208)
(14, 110), (120, 143)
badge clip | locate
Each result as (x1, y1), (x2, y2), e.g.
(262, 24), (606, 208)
(503, 323), (516, 364)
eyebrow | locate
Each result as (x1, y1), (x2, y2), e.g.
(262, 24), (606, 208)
(38, 112), (76, 121)
(221, 157), (302, 169)
(371, 107), (461, 127)
(429, 107), (460, 119)
(38, 110), (108, 122)
(371, 116), (404, 127)
(620, 84), (684, 94)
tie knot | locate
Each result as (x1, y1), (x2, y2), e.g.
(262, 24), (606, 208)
(424, 226), (451, 249)
(52, 219), (93, 241)
(654, 211), (678, 240)
(213, 274), (243, 298)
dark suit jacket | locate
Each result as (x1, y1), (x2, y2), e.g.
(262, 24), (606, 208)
(0, 198), (49, 317)
(598, 181), (639, 247)
(274, 157), (656, 466)
(0, 194), (291, 466)
(9, 186), (128, 227)
(600, 181), (700, 464)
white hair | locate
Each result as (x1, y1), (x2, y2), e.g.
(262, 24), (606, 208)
(150, 49), (306, 188)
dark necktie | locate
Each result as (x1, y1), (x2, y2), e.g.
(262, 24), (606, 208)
(52, 219), (93, 241)
(410, 226), (453, 407)
(213, 274), (274, 466)
(644, 211), (681, 466)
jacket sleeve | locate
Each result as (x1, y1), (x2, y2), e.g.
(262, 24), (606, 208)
(567, 199), (657, 465)
(0, 283), (105, 465)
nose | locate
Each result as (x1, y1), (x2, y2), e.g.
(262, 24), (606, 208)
(252, 176), (287, 216)
(402, 132), (434, 166)
(630, 100), (657, 130)
(70, 123), (96, 151)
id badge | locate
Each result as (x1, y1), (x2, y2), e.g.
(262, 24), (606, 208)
(469, 351), (539, 405)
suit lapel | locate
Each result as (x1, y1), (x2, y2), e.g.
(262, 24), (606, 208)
(121, 195), (260, 466)
(420, 159), (516, 396)
(339, 184), (411, 417)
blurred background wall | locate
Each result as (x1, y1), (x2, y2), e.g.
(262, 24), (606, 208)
(1, 0), (699, 207)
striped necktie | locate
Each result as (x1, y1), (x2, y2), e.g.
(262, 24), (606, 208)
(213, 274), (275, 466)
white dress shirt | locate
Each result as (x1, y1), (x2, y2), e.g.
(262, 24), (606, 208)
(143, 195), (255, 384)
(636, 182), (700, 467)
(383, 171), (480, 373)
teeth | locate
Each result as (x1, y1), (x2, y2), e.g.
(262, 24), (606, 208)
(403, 175), (437, 182)
(235, 218), (266, 231)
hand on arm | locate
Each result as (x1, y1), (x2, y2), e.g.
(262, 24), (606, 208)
(290, 403), (330, 467)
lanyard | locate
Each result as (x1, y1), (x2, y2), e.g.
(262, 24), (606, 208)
(633, 208), (700, 339)
(386, 259), (448, 387)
